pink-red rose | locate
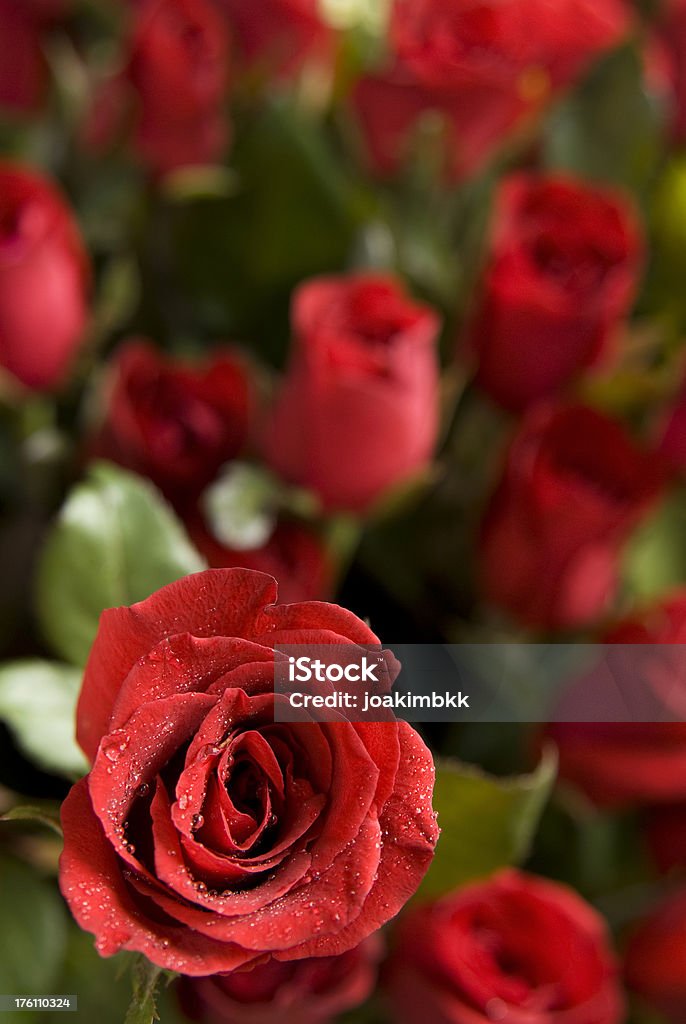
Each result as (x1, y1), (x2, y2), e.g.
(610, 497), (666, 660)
(178, 937), (381, 1024)
(85, 0), (231, 176)
(59, 568), (438, 974)
(465, 174), (642, 412)
(0, 162), (90, 392)
(479, 402), (663, 630)
(91, 339), (252, 506)
(624, 888), (686, 1023)
(353, 0), (630, 182)
(384, 869), (624, 1024)
(264, 274), (440, 513)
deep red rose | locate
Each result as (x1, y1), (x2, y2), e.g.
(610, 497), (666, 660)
(548, 593), (686, 807)
(59, 568), (438, 974)
(624, 888), (686, 1023)
(384, 869), (624, 1024)
(85, 0), (230, 176)
(465, 174), (642, 412)
(263, 274), (440, 514)
(178, 936), (381, 1024)
(0, 162), (90, 392)
(91, 339), (252, 506)
(353, 0), (630, 182)
(189, 517), (332, 606)
(479, 403), (663, 630)
(0, 0), (49, 114)
(644, 802), (686, 874)
(217, 0), (331, 78)
(657, 373), (686, 473)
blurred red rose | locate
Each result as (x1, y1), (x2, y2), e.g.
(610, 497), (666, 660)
(217, 0), (331, 78)
(85, 0), (230, 176)
(479, 403), (663, 630)
(353, 0), (630, 181)
(59, 568), (438, 973)
(624, 888), (686, 1023)
(655, 0), (686, 143)
(0, 162), (90, 392)
(264, 274), (440, 513)
(548, 593), (686, 806)
(0, 0), (48, 114)
(645, 802), (686, 873)
(178, 937), (381, 1024)
(657, 373), (686, 472)
(384, 869), (624, 1024)
(189, 516), (331, 605)
(91, 339), (252, 506)
(466, 174), (642, 412)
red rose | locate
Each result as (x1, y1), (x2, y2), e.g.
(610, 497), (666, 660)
(384, 869), (624, 1024)
(86, 0), (231, 176)
(353, 0), (630, 181)
(217, 0), (331, 78)
(465, 174), (642, 412)
(655, 0), (686, 144)
(624, 888), (686, 1023)
(548, 593), (686, 806)
(0, 0), (49, 114)
(0, 162), (90, 392)
(178, 937), (381, 1024)
(91, 339), (252, 506)
(479, 403), (663, 630)
(644, 803), (686, 874)
(264, 274), (440, 513)
(189, 517), (332, 605)
(657, 373), (686, 473)
(59, 568), (438, 974)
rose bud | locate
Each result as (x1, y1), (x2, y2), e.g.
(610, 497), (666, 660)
(188, 516), (332, 606)
(90, 339), (252, 507)
(547, 593), (686, 807)
(465, 174), (642, 412)
(177, 937), (381, 1024)
(624, 888), (686, 1023)
(384, 869), (624, 1024)
(59, 568), (438, 974)
(0, 162), (90, 392)
(479, 402), (664, 630)
(353, 0), (630, 182)
(217, 0), (331, 79)
(264, 274), (440, 514)
(85, 0), (231, 177)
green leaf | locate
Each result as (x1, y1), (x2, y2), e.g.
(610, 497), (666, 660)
(0, 661), (87, 778)
(125, 957), (163, 1024)
(416, 751), (557, 900)
(36, 462), (206, 666)
(543, 44), (662, 193)
(622, 489), (686, 601)
(1, 804), (63, 836)
(0, 854), (67, 994)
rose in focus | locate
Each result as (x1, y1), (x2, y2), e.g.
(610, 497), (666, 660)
(384, 869), (624, 1024)
(59, 568), (438, 974)
(264, 273), (440, 513)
